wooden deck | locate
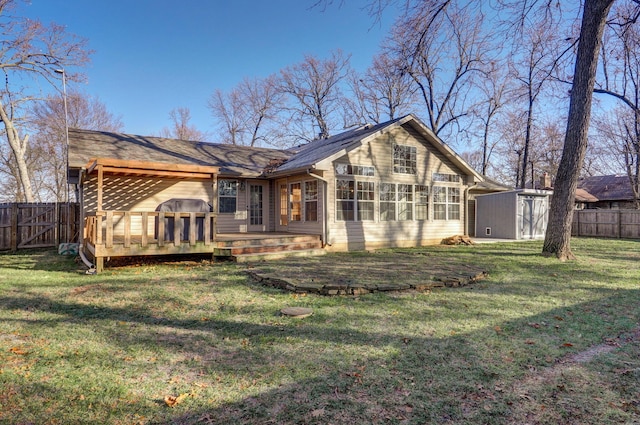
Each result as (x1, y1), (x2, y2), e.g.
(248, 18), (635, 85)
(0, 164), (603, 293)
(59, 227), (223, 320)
(84, 211), (324, 272)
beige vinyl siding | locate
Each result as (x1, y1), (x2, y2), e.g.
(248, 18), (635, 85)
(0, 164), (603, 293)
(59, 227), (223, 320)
(324, 125), (466, 251)
(216, 179), (248, 233)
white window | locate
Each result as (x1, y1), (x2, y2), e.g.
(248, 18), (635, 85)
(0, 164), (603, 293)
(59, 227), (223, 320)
(379, 183), (396, 221)
(381, 183), (414, 221)
(336, 179), (355, 221)
(335, 164), (375, 177)
(218, 180), (237, 213)
(415, 185), (429, 220)
(393, 144), (417, 174)
(305, 181), (318, 222)
(357, 181), (375, 221)
(336, 180), (374, 221)
(434, 186), (460, 220)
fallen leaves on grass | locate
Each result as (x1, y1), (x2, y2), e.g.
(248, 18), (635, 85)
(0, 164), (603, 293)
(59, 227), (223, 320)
(164, 392), (196, 407)
(9, 347), (28, 355)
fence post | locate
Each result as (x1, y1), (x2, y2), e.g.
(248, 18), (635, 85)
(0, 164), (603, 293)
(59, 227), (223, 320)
(618, 210), (622, 239)
(10, 203), (18, 252)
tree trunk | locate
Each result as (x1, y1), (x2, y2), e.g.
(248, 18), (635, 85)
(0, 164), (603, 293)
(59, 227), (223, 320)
(542, 0), (614, 259)
(0, 100), (35, 202)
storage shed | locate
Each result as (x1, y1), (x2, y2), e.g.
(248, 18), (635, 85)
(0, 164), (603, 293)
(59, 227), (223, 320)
(475, 189), (552, 240)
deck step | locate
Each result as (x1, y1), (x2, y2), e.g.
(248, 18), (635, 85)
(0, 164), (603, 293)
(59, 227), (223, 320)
(232, 248), (327, 263)
(214, 234), (324, 261)
(216, 235), (320, 248)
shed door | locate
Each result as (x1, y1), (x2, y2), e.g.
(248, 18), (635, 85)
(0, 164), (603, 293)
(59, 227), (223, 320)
(520, 196), (548, 239)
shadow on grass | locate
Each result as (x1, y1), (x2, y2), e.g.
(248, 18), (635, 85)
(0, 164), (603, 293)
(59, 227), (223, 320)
(1, 285), (639, 424)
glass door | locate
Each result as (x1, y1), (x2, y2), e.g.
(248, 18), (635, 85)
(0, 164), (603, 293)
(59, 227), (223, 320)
(248, 183), (266, 232)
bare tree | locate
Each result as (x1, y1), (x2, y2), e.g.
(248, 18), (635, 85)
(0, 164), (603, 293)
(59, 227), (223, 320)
(590, 1), (640, 207)
(593, 105), (640, 207)
(346, 53), (417, 126)
(209, 75), (284, 146)
(474, 61), (511, 175)
(160, 107), (205, 141)
(28, 91), (123, 201)
(386, 1), (490, 140)
(237, 75), (285, 146)
(508, 23), (562, 188)
(279, 50), (351, 141)
(0, 0), (90, 202)
(543, 0), (615, 259)
(209, 88), (245, 145)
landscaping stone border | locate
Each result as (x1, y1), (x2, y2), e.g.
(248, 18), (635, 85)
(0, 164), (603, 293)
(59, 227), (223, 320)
(246, 268), (488, 296)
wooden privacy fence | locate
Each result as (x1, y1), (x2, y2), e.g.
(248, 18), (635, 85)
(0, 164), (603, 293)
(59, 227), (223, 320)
(572, 209), (640, 239)
(0, 203), (80, 251)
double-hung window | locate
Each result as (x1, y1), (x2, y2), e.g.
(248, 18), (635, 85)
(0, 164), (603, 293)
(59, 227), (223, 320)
(433, 186), (461, 220)
(381, 183), (414, 221)
(415, 185), (429, 220)
(336, 179), (375, 221)
(218, 180), (237, 213)
(304, 181), (318, 221)
(379, 183), (396, 221)
(398, 184), (413, 220)
(357, 181), (375, 221)
(336, 179), (355, 221)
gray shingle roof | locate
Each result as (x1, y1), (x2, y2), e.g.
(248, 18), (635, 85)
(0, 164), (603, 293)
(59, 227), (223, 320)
(577, 175), (635, 201)
(68, 115), (481, 180)
(68, 129), (291, 177)
(275, 118), (404, 173)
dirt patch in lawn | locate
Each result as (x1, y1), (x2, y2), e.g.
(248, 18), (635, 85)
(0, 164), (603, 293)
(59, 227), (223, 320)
(245, 250), (488, 295)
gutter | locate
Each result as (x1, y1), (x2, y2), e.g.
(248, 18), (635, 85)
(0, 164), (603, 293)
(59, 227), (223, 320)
(464, 181), (478, 236)
(306, 168), (330, 248)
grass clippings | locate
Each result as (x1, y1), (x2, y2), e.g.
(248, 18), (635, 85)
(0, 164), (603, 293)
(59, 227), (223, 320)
(0, 238), (639, 424)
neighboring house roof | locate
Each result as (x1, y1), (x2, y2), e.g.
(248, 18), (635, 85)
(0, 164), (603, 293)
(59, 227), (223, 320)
(577, 175), (635, 202)
(575, 188), (598, 203)
(68, 114), (483, 181)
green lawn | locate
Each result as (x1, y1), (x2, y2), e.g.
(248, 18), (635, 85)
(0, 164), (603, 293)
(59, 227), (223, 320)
(0, 238), (639, 424)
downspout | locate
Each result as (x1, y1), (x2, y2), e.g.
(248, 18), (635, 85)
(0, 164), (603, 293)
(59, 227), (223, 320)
(306, 169), (330, 247)
(464, 180), (478, 236)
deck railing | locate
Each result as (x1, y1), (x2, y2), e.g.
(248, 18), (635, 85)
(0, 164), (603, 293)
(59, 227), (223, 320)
(86, 211), (217, 250)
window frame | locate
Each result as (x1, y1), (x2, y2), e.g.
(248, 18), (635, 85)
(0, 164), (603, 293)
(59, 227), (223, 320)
(433, 185), (461, 221)
(304, 180), (318, 222)
(218, 179), (238, 214)
(393, 144), (417, 175)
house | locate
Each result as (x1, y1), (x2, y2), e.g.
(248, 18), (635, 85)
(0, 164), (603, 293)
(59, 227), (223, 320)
(576, 174), (638, 209)
(67, 114), (483, 272)
(474, 189), (552, 240)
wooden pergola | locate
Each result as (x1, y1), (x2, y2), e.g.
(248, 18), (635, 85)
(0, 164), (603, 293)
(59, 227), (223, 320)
(84, 157), (220, 211)
(81, 158), (221, 272)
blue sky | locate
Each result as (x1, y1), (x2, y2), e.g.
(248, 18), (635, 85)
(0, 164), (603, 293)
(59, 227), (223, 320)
(22, 1), (398, 137)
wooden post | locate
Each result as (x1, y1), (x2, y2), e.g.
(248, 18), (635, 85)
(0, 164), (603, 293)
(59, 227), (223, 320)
(141, 212), (148, 247)
(618, 209), (622, 239)
(189, 212), (196, 246)
(123, 212), (131, 248)
(10, 203), (18, 252)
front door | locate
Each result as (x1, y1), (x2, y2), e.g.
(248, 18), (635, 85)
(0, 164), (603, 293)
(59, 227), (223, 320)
(248, 183), (267, 232)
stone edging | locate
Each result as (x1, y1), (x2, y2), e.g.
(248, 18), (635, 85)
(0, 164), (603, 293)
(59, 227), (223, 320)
(246, 269), (488, 296)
